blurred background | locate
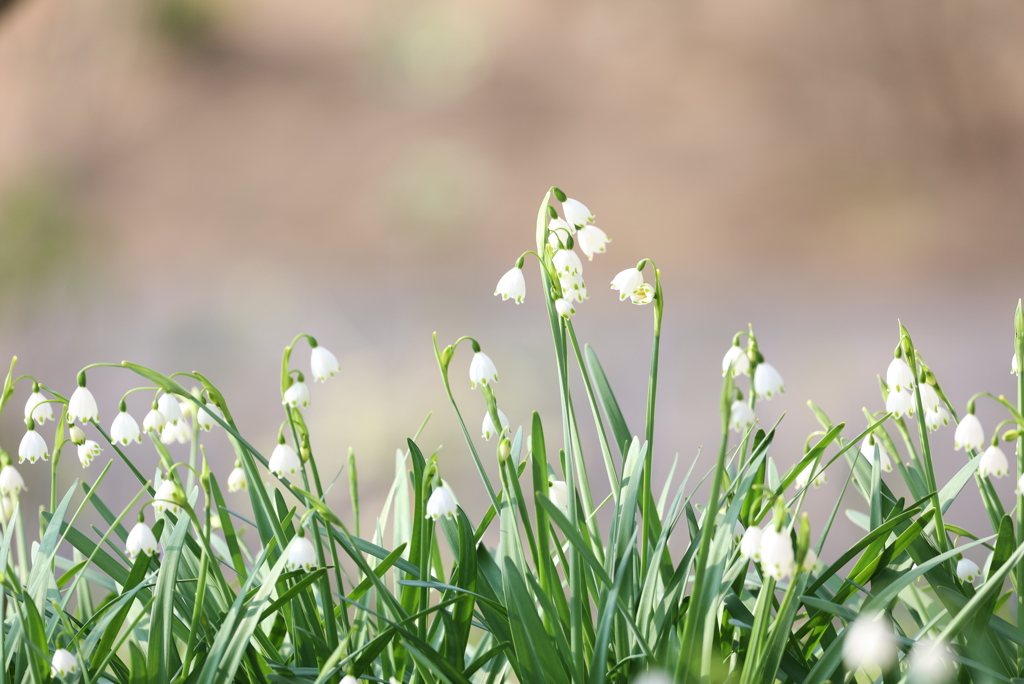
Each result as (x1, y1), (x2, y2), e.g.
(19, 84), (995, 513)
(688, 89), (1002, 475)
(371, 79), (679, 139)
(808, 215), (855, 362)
(1, 0), (1023, 563)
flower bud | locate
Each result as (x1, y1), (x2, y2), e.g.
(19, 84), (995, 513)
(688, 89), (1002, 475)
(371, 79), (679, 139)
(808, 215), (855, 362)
(68, 424), (86, 446)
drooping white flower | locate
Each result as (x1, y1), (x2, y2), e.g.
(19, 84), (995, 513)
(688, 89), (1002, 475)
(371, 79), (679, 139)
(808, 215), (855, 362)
(67, 386), (99, 424)
(610, 268), (644, 302)
(549, 480), (569, 515)
(801, 548), (818, 572)
(549, 216), (574, 238)
(630, 284), (655, 305)
(126, 521), (159, 559)
(341, 676), (359, 684)
(576, 225), (610, 260)
(860, 439), (894, 473)
(885, 388), (915, 419)
(753, 363), (785, 400)
(196, 402), (221, 431)
(739, 526), (763, 561)
(925, 406), (951, 432)
(842, 614), (896, 672)
(978, 445), (1010, 478)
(24, 389), (53, 425)
(562, 198), (594, 228)
(553, 249), (583, 277)
(494, 267), (527, 304)
(68, 424), (86, 446)
(310, 345), (341, 383)
(760, 526), (795, 580)
(481, 409), (509, 441)
(956, 557), (981, 583)
(0, 466), (25, 496)
(154, 479), (184, 516)
(554, 298), (576, 319)
(722, 345), (750, 377)
(729, 401), (755, 433)
(157, 393), (183, 425)
(908, 640), (953, 683)
(732, 522), (745, 545)
(285, 535), (317, 571)
(143, 405), (166, 435)
(50, 649), (78, 678)
(19, 425), (48, 464)
(886, 357), (915, 393)
(559, 271), (588, 302)
(1013, 353), (1020, 376)
(1016, 473), (1024, 496)
(78, 440), (101, 468)
(283, 380), (310, 409)
(954, 414), (984, 451)
(228, 466), (247, 492)
(918, 383), (941, 412)
(795, 462), (827, 489)
(425, 487), (458, 520)
(469, 352), (498, 389)
(160, 419), (192, 445)
(269, 442), (302, 478)
(110, 409), (142, 447)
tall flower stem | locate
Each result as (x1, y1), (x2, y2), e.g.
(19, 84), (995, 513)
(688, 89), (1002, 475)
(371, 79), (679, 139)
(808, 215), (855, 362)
(1014, 300), (1024, 675)
(641, 263), (663, 572)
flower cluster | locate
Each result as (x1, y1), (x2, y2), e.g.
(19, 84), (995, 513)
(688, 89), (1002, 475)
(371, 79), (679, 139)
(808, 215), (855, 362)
(737, 522), (814, 581)
(720, 332), (785, 436)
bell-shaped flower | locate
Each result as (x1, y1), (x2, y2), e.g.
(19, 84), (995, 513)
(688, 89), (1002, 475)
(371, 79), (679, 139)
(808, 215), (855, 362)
(630, 284), (655, 305)
(549, 216), (574, 239)
(0, 465), (25, 496)
(555, 298), (576, 319)
(196, 402), (222, 431)
(269, 441), (302, 478)
(562, 198), (594, 228)
(494, 267), (526, 303)
(559, 271), (588, 302)
(425, 487), (458, 520)
(885, 388), (915, 419)
(67, 386), (99, 424)
(842, 614), (896, 672)
(978, 445), (1009, 478)
(78, 440), (101, 468)
(341, 676), (359, 684)
(729, 401), (755, 433)
(886, 357), (915, 393)
(1016, 473), (1024, 496)
(732, 522), (745, 545)
(0, 497), (13, 523)
(576, 224), (610, 260)
(469, 352), (498, 389)
(157, 393), (183, 425)
(925, 405), (951, 432)
(860, 439), (894, 473)
(795, 462), (827, 489)
(160, 419), (191, 445)
(722, 345), (750, 377)
(311, 344), (341, 383)
(154, 479), (185, 516)
(553, 249), (583, 277)
(918, 383), (941, 412)
(126, 521), (160, 560)
(739, 526), (763, 561)
(1013, 352), (1020, 376)
(610, 268), (644, 302)
(143, 405), (166, 435)
(753, 363), (785, 400)
(908, 640), (953, 684)
(482, 409), (509, 441)
(111, 409), (142, 447)
(68, 424), (86, 446)
(285, 535), (317, 571)
(284, 380), (310, 408)
(19, 423), (49, 464)
(24, 389), (53, 425)
(801, 548), (818, 572)
(954, 413), (984, 451)
(549, 480), (570, 515)
(760, 526), (795, 580)
(956, 557), (981, 583)
(50, 649), (78, 678)
(228, 466), (247, 492)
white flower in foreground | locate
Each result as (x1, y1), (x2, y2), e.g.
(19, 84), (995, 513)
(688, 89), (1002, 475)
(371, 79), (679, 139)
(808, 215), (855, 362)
(1016, 473), (1024, 496)
(78, 440), (101, 468)
(722, 345), (750, 377)
(0, 466), (25, 496)
(549, 216), (574, 238)
(979, 445), (1010, 478)
(196, 402), (221, 431)
(341, 676), (359, 684)
(908, 640), (953, 683)
(157, 393), (183, 425)
(481, 409), (509, 441)
(753, 363), (785, 400)
(842, 614), (896, 672)
(630, 284), (655, 305)
(1013, 353), (1020, 375)
(269, 442), (302, 478)
(559, 271), (588, 302)
(885, 388), (915, 419)
(67, 386), (99, 424)
(311, 344), (341, 383)
(760, 526), (795, 580)
(154, 480), (185, 516)
(426, 487), (458, 520)
(68, 424), (86, 445)
(227, 465), (247, 492)
(126, 521), (159, 560)
(860, 439), (894, 473)
(576, 224), (610, 260)
(111, 409), (142, 447)
(630, 671), (674, 684)
(19, 425), (48, 464)
(954, 414), (984, 451)
(729, 400), (755, 433)
(795, 462), (827, 489)
(918, 383), (941, 412)
(160, 419), (192, 445)
(553, 249), (583, 277)
(24, 389), (53, 425)
(562, 198), (594, 228)
(283, 380), (310, 408)
(494, 267), (527, 303)
(143, 405), (166, 435)
(285, 535), (317, 571)
(610, 268), (644, 302)
(549, 480), (570, 515)
(925, 405), (951, 432)
(886, 357), (915, 393)
(956, 557), (981, 583)
(554, 298), (576, 319)
(469, 352), (498, 389)
(801, 548), (818, 572)
(739, 526), (763, 561)
(50, 649), (77, 678)
(733, 522), (745, 545)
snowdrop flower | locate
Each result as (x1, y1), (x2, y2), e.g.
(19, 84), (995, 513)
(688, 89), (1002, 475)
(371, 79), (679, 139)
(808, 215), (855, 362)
(24, 387), (53, 425)
(549, 480), (569, 515)
(630, 284), (655, 305)
(310, 343), (341, 383)
(157, 393), (183, 425)
(283, 379), (310, 408)
(760, 526), (795, 580)
(553, 249), (583, 277)
(925, 405), (951, 432)
(154, 479), (185, 516)
(576, 224), (610, 260)
(918, 383), (941, 412)
(269, 440), (302, 478)
(753, 363), (785, 400)
(842, 614), (896, 672)
(908, 640), (953, 683)
(110, 408), (142, 447)
(729, 400), (755, 433)
(78, 440), (101, 468)
(722, 345), (750, 377)
(795, 462), (827, 489)
(341, 676), (359, 684)
(19, 422), (48, 464)
(67, 385), (99, 424)
(559, 271), (588, 302)
(979, 445), (1009, 478)
(285, 535), (316, 571)
(0, 497), (14, 523)
(50, 649), (77, 678)
(160, 419), (191, 445)
(196, 401), (221, 431)
(481, 409), (509, 441)
(954, 414), (984, 451)
(801, 548), (818, 572)
(739, 526), (763, 561)
(228, 465), (247, 492)
(956, 557), (981, 583)
(555, 298), (576, 319)
(562, 198), (594, 228)
(143, 403), (166, 435)
(549, 216), (574, 238)
(886, 357), (915, 393)
(1013, 353), (1020, 375)
(0, 466), (25, 496)
(494, 267), (526, 303)
(426, 487), (458, 520)
(860, 439), (894, 473)
(68, 423), (86, 446)
(630, 671), (674, 684)
(1016, 473), (1024, 496)
(610, 268), (644, 302)
(885, 389), (915, 419)
(732, 522), (745, 545)
(469, 351), (498, 389)
(126, 521), (159, 559)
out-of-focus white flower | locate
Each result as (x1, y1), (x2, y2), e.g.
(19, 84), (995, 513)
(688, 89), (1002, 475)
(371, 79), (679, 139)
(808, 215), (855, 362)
(50, 649), (78, 678)
(740, 526), (763, 561)
(311, 345), (341, 383)
(555, 298), (576, 319)
(956, 557), (981, 583)
(722, 345), (750, 377)
(733, 522), (745, 545)
(228, 466), (247, 493)
(285, 535), (316, 571)
(954, 414), (984, 451)
(78, 440), (101, 468)
(886, 357), (915, 393)
(469, 352), (498, 389)
(610, 268), (644, 302)
(1016, 474), (1024, 496)
(760, 526), (795, 580)
(160, 419), (192, 445)
(0, 497), (14, 523)
(283, 380), (310, 408)
(925, 406), (951, 432)
(796, 462), (827, 489)
(426, 487), (458, 520)
(559, 271), (588, 302)
(111, 409), (142, 447)
(753, 363), (785, 400)
(801, 548), (818, 572)
(154, 480), (185, 516)
(842, 614), (896, 672)
(126, 521), (159, 560)
(885, 389), (915, 419)
(158, 393), (183, 425)
(553, 249), (583, 277)
(860, 439), (894, 473)
(918, 384), (941, 412)
(495, 267), (527, 304)
(549, 480), (570, 515)
(68, 386), (99, 424)
(630, 284), (655, 305)
(341, 676), (359, 684)
(630, 671), (674, 684)
(908, 640), (953, 683)
(196, 402), (222, 431)
(143, 405), (166, 435)
(19, 424), (48, 464)
(269, 442), (302, 478)
(1013, 353), (1020, 376)
(482, 409), (509, 441)
(979, 445), (1010, 478)
(0, 466), (25, 496)
(562, 198), (594, 228)
(729, 401), (755, 433)
(576, 225), (610, 260)
(24, 388), (53, 425)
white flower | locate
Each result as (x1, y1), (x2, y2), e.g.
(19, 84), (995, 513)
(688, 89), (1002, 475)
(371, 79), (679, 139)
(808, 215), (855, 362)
(481, 409), (509, 441)
(722, 345), (750, 377)
(1017, 473), (1024, 496)
(126, 521), (159, 559)
(554, 298), (576, 319)
(576, 225), (610, 260)
(0, 466), (25, 496)
(269, 442), (302, 478)
(885, 388), (915, 419)
(0, 497), (14, 523)
(562, 198), (594, 228)
(549, 216), (574, 238)
(860, 439), (894, 473)
(553, 249), (583, 277)
(68, 424), (86, 445)
(918, 383), (941, 412)
(795, 462), (827, 489)
(494, 267), (526, 303)
(739, 526), (763, 561)
(18, 426), (48, 464)
(954, 414), (984, 451)
(956, 557), (981, 583)
(285, 535), (317, 571)
(610, 268), (644, 302)
(978, 445), (1009, 478)
(341, 676), (359, 684)
(228, 466), (247, 492)
(729, 401), (755, 433)
(842, 614), (896, 672)
(157, 393), (183, 425)
(908, 640), (953, 683)
(801, 548), (818, 572)
(154, 480), (184, 516)
(630, 284), (655, 305)
(78, 440), (101, 467)
(67, 386), (99, 424)
(469, 352), (498, 389)
(50, 649), (78, 678)
(179, 398), (195, 420)
(426, 487), (458, 520)
(886, 357), (915, 393)
(549, 480), (569, 515)
(733, 522), (745, 545)
(196, 402), (221, 431)
(143, 406), (166, 435)
(559, 271), (588, 302)
(24, 390), (53, 425)
(310, 345), (341, 383)
(925, 406), (951, 432)
(160, 419), (192, 445)
(281, 379), (311, 408)
(110, 409), (142, 447)
(753, 363), (785, 400)
(1013, 353), (1020, 376)
(760, 526), (795, 580)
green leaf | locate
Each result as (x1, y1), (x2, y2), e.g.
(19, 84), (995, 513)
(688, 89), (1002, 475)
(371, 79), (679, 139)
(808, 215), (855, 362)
(584, 345), (632, 459)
